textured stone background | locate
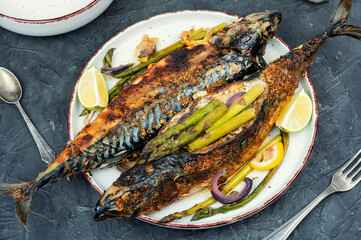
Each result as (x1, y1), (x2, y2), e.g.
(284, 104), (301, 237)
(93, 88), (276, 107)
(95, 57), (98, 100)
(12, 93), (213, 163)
(1, 0), (361, 239)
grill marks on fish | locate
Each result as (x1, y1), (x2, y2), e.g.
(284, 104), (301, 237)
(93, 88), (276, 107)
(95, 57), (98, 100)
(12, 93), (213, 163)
(76, 47), (260, 165)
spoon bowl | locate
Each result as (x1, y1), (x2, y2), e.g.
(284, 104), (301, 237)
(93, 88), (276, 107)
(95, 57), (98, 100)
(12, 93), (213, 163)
(0, 67), (22, 103)
(0, 67), (55, 163)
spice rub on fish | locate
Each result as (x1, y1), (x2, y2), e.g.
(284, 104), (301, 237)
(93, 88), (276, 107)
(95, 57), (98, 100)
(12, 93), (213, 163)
(94, 0), (361, 221)
(0, 10), (282, 230)
(68, 10), (281, 166)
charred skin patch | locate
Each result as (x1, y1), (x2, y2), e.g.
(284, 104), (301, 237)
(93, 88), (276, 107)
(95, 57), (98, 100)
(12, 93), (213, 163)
(165, 44), (206, 70)
(82, 134), (92, 142)
(104, 111), (121, 122)
(175, 170), (211, 185)
(165, 46), (192, 70)
(70, 134), (95, 151)
(157, 174), (178, 203)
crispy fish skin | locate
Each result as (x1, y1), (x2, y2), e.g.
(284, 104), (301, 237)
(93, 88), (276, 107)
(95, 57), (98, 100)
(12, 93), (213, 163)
(73, 10), (281, 166)
(94, 0), (361, 221)
(0, 10), (282, 230)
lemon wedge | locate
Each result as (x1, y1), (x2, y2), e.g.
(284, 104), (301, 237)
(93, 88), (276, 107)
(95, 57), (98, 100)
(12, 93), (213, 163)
(276, 88), (312, 133)
(250, 141), (284, 171)
(78, 66), (109, 111)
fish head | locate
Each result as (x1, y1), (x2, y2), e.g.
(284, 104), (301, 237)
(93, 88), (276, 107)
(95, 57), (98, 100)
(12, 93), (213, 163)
(94, 159), (181, 221)
(94, 180), (178, 221)
(209, 10), (282, 57)
(94, 185), (136, 221)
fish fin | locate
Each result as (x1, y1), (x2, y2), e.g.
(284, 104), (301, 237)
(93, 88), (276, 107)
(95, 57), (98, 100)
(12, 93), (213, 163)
(0, 181), (37, 231)
(329, 0), (352, 26)
(256, 55), (267, 68)
(330, 25), (361, 40)
(328, 0), (361, 39)
(67, 174), (73, 183)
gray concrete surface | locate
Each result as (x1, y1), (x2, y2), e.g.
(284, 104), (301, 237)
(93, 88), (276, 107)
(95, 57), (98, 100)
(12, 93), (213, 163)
(1, 0), (361, 239)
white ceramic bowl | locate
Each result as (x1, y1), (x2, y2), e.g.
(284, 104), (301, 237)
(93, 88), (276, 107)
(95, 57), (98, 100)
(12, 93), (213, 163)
(0, 0), (113, 36)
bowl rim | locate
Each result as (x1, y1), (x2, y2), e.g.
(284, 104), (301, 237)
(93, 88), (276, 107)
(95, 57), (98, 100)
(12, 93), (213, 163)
(0, 0), (100, 24)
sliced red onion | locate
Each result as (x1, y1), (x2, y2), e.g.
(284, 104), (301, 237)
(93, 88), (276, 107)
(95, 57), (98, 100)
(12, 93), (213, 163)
(226, 91), (245, 107)
(101, 63), (133, 75)
(211, 171), (253, 204)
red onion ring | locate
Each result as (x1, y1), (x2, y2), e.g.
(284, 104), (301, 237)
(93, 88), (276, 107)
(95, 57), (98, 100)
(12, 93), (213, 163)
(226, 91), (245, 107)
(211, 171), (253, 204)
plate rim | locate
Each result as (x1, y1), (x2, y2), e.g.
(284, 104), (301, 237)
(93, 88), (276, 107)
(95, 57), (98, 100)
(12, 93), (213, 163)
(0, 0), (100, 24)
(67, 9), (319, 229)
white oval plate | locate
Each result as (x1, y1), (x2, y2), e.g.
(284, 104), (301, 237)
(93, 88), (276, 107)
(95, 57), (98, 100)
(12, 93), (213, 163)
(0, 0), (113, 36)
(68, 10), (318, 229)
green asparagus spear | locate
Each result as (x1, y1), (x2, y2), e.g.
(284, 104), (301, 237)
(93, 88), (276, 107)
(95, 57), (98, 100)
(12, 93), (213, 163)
(148, 102), (228, 161)
(113, 22), (227, 79)
(207, 84), (264, 132)
(176, 103), (228, 145)
(281, 131), (290, 155)
(103, 48), (115, 67)
(108, 67), (147, 100)
(80, 107), (91, 116)
(191, 165), (280, 221)
(188, 108), (256, 151)
(142, 100), (221, 155)
(107, 75), (131, 100)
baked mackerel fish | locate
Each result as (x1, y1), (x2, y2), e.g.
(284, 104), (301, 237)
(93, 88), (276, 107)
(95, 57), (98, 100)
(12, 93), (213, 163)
(0, 11), (281, 230)
(94, 0), (361, 221)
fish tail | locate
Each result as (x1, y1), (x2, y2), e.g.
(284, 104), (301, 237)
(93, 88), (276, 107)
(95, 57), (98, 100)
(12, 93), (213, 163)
(327, 0), (361, 39)
(0, 181), (37, 231)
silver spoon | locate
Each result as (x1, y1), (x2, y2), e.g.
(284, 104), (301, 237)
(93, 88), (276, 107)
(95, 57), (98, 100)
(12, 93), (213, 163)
(0, 67), (55, 163)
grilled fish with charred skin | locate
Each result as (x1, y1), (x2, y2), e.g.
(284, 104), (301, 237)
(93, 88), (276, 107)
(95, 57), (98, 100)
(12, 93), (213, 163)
(66, 9), (281, 166)
(0, 10), (282, 230)
(94, 0), (361, 221)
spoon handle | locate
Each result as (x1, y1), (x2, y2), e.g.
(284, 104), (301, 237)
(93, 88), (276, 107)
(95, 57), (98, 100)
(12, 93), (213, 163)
(15, 101), (55, 164)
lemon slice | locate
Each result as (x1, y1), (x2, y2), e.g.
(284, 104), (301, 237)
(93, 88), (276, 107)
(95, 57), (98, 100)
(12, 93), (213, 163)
(78, 66), (109, 110)
(276, 88), (312, 133)
(250, 141), (284, 171)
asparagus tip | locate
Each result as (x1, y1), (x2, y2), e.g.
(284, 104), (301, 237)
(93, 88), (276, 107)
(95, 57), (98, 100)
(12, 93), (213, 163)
(158, 213), (183, 223)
